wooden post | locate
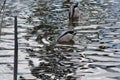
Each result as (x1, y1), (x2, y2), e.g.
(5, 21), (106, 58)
(14, 16), (18, 80)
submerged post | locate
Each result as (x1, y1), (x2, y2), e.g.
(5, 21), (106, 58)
(14, 16), (18, 80)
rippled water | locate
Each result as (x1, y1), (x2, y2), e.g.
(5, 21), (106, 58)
(1, 0), (120, 80)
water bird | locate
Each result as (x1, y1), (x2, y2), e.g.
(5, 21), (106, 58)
(69, 2), (83, 22)
(57, 30), (76, 44)
(42, 30), (76, 45)
(65, 0), (80, 3)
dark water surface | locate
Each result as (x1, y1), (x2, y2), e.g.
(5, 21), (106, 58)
(1, 0), (120, 80)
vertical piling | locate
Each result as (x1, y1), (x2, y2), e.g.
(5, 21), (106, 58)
(14, 16), (18, 80)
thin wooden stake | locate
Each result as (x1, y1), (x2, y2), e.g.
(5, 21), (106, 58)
(14, 16), (18, 80)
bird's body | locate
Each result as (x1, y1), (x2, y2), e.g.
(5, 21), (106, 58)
(69, 3), (83, 22)
(65, 0), (81, 3)
(57, 30), (76, 44)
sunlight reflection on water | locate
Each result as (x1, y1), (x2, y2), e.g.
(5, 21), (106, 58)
(1, 0), (120, 80)
(24, 0), (120, 80)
